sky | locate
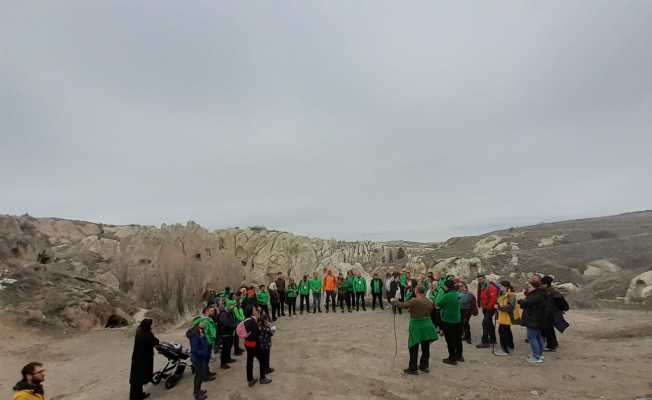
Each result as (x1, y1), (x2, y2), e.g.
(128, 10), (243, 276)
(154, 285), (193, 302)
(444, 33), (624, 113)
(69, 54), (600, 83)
(2, 1), (652, 242)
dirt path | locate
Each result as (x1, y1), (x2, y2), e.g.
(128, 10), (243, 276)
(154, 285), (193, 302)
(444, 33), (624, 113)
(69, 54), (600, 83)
(2, 308), (652, 400)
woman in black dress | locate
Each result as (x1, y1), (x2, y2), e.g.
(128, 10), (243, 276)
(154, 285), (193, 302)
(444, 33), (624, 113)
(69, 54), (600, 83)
(129, 318), (159, 400)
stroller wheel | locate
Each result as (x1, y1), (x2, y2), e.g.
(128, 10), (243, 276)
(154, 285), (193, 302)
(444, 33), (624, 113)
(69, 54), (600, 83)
(164, 378), (177, 389)
(151, 372), (162, 385)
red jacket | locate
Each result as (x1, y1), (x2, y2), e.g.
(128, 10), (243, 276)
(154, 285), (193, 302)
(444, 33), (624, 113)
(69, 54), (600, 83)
(478, 283), (498, 311)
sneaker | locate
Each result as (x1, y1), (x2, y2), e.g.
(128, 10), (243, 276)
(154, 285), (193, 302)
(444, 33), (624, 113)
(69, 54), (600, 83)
(529, 354), (545, 360)
(259, 377), (273, 384)
(527, 356), (544, 364)
(476, 343), (490, 349)
(248, 379), (258, 387)
(418, 367), (429, 373)
(442, 358), (457, 365)
(403, 368), (418, 375)
(543, 347), (557, 352)
(494, 350), (509, 356)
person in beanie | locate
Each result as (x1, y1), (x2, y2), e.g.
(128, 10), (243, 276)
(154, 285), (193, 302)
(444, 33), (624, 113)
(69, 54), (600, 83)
(243, 305), (272, 386)
(275, 272), (286, 316)
(519, 276), (547, 363)
(187, 319), (210, 400)
(495, 281), (517, 356)
(257, 285), (271, 319)
(129, 318), (159, 400)
(353, 272), (367, 311)
(391, 285), (438, 375)
(457, 282), (478, 344)
(298, 275), (311, 314)
(309, 272), (323, 313)
(476, 274), (499, 348)
(217, 300), (238, 368)
(370, 272), (385, 310)
(435, 279), (463, 365)
(13, 362), (46, 400)
(323, 269), (338, 313)
(286, 278), (298, 316)
(336, 273), (351, 312)
(269, 282), (280, 321)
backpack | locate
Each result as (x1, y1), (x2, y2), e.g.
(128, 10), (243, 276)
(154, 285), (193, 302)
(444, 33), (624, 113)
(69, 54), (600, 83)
(236, 317), (253, 339)
(509, 294), (522, 325)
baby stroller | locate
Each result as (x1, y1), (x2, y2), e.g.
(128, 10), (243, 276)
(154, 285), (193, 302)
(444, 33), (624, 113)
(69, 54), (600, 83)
(152, 341), (193, 389)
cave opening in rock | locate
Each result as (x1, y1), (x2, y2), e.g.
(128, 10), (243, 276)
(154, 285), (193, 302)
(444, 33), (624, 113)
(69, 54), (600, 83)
(37, 251), (51, 264)
(195, 253), (202, 261)
(105, 314), (129, 328)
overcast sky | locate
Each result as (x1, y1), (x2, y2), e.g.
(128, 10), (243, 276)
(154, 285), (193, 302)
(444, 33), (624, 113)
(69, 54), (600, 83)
(2, 1), (651, 241)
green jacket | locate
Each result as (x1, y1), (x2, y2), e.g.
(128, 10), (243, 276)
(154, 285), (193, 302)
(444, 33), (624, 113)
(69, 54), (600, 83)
(309, 278), (322, 293)
(232, 306), (244, 322)
(257, 291), (270, 305)
(435, 289), (461, 323)
(371, 278), (383, 294)
(346, 276), (355, 292)
(353, 277), (367, 293)
(298, 280), (310, 295)
(193, 315), (217, 345)
(286, 284), (298, 298)
(399, 274), (407, 287)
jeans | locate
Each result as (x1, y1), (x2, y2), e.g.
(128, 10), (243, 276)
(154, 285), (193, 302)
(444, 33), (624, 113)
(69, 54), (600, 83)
(527, 327), (545, 359)
(325, 291), (337, 311)
(408, 340), (431, 371)
(372, 293), (384, 310)
(246, 345), (267, 382)
(312, 292), (322, 312)
(498, 324), (514, 353)
(481, 310), (497, 344)
(441, 321), (463, 361)
(300, 294), (310, 313)
(220, 335), (233, 366)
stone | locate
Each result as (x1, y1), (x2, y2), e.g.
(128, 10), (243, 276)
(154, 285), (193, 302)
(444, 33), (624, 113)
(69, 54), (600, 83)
(625, 270), (652, 303)
(584, 259), (622, 277)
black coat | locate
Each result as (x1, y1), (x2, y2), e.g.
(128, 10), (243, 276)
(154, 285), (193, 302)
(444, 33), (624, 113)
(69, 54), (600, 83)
(217, 309), (236, 336)
(518, 288), (547, 329)
(129, 328), (159, 385)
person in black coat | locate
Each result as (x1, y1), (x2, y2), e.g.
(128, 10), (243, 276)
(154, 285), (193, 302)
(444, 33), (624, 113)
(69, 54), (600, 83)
(129, 318), (159, 400)
(217, 301), (238, 369)
(540, 275), (570, 351)
(518, 278), (548, 363)
(389, 273), (404, 315)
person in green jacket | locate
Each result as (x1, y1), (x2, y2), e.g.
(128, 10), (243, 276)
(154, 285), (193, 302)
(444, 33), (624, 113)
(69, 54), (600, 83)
(298, 275), (311, 314)
(336, 273), (351, 312)
(286, 278), (298, 316)
(232, 294), (245, 355)
(309, 272), (323, 313)
(346, 270), (356, 310)
(353, 272), (367, 311)
(370, 273), (385, 310)
(257, 284), (271, 319)
(193, 306), (218, 377)
(435, 279), (463, 365)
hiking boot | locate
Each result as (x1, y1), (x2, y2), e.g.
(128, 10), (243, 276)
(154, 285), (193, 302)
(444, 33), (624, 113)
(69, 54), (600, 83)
(418, 367), (429, 373)
(248, 379), (258, 387)
(403, 368), (418, 375)
(442, 358), (457, 365)
(465, 338), (472, 344)
(259, 377), (272, 384)
(527, 356), (544, 364)
(220, 364), (231, 369)
(494, 350), (509, 356)
(206, 376), (216, 382)
(476, 343), (490, 349)
(457, 356), (465, 362)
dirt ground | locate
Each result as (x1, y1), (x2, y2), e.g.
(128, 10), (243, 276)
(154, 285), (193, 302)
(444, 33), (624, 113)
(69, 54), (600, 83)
(2, 306), (652, 400)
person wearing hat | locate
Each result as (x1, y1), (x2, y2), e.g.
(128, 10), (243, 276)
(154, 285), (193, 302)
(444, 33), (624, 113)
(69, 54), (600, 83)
(217, 300), (238, 368)
(435, 279), (463, 365)
(495, 281), (517, 355)
(391, 285), (438, 375)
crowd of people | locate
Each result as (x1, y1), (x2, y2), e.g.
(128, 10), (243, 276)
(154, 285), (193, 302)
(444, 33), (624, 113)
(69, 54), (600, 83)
(11, 269), (569, 400)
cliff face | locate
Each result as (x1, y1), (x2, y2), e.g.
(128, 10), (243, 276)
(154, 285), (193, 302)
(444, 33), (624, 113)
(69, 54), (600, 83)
(0, 215), (431, 329)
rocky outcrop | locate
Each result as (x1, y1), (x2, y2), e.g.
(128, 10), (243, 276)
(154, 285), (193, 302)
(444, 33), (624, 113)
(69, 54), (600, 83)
(625, 270), (652, 303)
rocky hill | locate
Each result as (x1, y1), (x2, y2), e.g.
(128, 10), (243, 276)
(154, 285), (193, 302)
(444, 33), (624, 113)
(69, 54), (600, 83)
(1, 211), (651, 331)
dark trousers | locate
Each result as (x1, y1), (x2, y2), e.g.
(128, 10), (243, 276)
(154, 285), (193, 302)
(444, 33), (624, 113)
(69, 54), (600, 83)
(192, 360), (207, 395)
(408, 340), (431, 371)
(498, 324), (514, 353)
(300, 294), (310, 313)
(233, 334), (243, 353)
(542, 320), (558, 349)
(325, 291), (337, 311)
(246, 345), (267, 382)
(220, 335), (233, 366)
(312, 292), (322, 313)
(271, 302), (280, 320)
(355, 292), (366, 310)
(461, 310), (473, 341)
(260, 304), (270, 319)
(338, 292), (351, 311)
(349, 292), (357, 309)
(372, 293), (384, 310)
(481, 310), (497, 344)
(129, 383), (143, 400)
(441, 321), (463, 361)
(278, 290), (286, 315)
(287, 297), (297, 315)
